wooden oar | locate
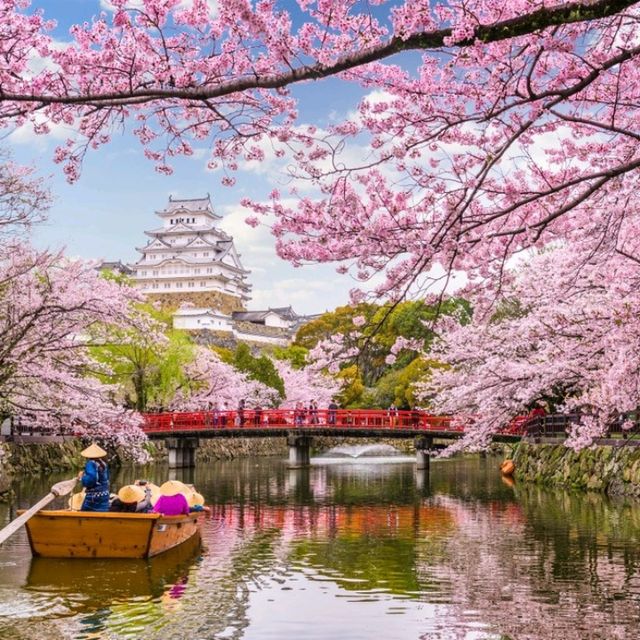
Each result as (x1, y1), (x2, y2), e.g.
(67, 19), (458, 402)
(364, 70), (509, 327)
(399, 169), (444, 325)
(0, 477), (78, 546)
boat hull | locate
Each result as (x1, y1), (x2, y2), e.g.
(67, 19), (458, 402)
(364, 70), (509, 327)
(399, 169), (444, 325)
(20, 510), (201, 559)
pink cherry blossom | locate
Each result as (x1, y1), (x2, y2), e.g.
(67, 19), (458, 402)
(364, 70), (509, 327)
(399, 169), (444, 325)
(421, 242), (640, 450)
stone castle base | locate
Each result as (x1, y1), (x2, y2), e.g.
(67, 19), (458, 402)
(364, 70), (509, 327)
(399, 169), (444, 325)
(146, 291), (245, 314)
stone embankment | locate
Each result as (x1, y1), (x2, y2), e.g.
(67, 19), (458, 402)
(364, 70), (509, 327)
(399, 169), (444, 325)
(514, 442), (640, 495)
(196, 437), (287, 461)
(0, 443), (12, 500)
(0, 440), (86, 501)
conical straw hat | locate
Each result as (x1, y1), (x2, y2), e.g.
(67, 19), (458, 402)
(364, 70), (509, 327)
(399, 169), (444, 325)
(117, 484), (145, 503)
(188, 492), (205, 507)
(68, 490), (86, 511)
(160, 480), (189, 497)
(80, 443), (107, 458)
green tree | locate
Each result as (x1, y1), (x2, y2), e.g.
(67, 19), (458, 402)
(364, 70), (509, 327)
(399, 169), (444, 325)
(233, 343), (285, 399)
(272, 344), (309, 369)
(90, 303), (195, 412)
(296, 299), (469, 408)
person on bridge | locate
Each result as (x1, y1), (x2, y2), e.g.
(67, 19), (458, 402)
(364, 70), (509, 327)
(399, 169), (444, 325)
(309, 400), (319, 424)
(221, 401), (230, 427)
(77, 443), (110, 512)
(388, 404), (398, 427)
(328, 399), (338, 426)
(210, 401), (220, 427)
(254, 404), (263, 427)
(237, 399), (246, 427)
(294, 402), (306, 426)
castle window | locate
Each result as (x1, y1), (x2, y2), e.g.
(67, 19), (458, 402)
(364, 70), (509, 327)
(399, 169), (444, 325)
(188, 281), (195, 288)
(203, 252), (209, 257)
(164, 282), (171, 289)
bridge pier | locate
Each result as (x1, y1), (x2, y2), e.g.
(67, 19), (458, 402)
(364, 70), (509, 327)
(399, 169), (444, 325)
(415, 436), (433, 472)
(414, 468), (431, 494)
(166, 437), (199, 469)
(287, 434), (313, 468)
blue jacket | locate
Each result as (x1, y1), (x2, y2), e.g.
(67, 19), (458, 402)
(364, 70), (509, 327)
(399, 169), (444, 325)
(80, 459), (110, 512)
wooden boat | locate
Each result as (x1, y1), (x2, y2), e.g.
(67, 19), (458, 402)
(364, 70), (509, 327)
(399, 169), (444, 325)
(19, 509), (202, 559)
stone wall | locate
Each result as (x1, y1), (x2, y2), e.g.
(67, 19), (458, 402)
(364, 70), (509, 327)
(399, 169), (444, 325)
(233, 320), (290, 338)
(514, 442), (640, 495)
(197, 437), (287, 461)
(7, 440), (86, 475)
(0, 442), (13, 500)
(146, 290), (245, 313)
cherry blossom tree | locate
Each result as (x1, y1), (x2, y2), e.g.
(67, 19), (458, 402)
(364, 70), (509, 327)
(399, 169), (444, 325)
(0, 152), (50, 237)
(274, 359), (340, 408)
(0, 244), (150, 459)
(0, 0), (638, 301)
(169, 345), (279, 410)
(419, 242), (640, 450)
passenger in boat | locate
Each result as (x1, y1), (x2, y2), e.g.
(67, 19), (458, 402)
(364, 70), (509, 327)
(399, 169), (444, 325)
(109, 483), (154, 513)
(188, 491), (210, 513)
(153, 480), (190, 516)
(77, 443), (110, 512)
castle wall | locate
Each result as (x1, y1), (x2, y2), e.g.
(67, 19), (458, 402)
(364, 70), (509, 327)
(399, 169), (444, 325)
(147, 290), (246, 313)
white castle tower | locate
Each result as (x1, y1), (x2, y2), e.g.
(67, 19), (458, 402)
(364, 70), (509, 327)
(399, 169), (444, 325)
(129, 195), (251, 313)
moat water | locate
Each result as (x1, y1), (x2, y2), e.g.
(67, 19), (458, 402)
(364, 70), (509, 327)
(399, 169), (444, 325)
(1, 455), (640, 639)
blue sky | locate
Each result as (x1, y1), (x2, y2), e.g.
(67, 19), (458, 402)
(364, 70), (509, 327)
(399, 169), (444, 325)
(11, 0), (383, 314)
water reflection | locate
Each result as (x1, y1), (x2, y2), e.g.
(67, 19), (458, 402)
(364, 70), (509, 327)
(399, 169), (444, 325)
(26, 534), (202, 606)
(1, 456), (640, 639)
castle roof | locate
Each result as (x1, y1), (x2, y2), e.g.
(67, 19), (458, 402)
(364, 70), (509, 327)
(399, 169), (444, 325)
(232, 306), (301, 323)
(144, 224), (229, 238)
(156, 194), (221, 219)
(98, 261), (133, 275)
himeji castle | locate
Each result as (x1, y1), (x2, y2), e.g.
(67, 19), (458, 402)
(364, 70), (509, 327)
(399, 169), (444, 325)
(123, 195), (316, 345)
(129, 195), (252, 314)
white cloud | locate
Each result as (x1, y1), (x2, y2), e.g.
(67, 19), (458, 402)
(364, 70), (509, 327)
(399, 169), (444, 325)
(250, 274), (348, 313)
(8, 114), (75, 150)
(217, 201), (352, 314)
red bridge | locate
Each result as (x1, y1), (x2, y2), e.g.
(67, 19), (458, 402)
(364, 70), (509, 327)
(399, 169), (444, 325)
(142, 408), (468, 438)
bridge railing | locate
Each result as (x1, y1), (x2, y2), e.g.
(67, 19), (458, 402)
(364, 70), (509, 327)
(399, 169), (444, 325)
(522, 413), (640, 439)
(141, 409), (466, 434)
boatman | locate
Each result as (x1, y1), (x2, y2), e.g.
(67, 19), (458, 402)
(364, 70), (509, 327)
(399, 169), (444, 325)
(77, 443), (110, 512)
